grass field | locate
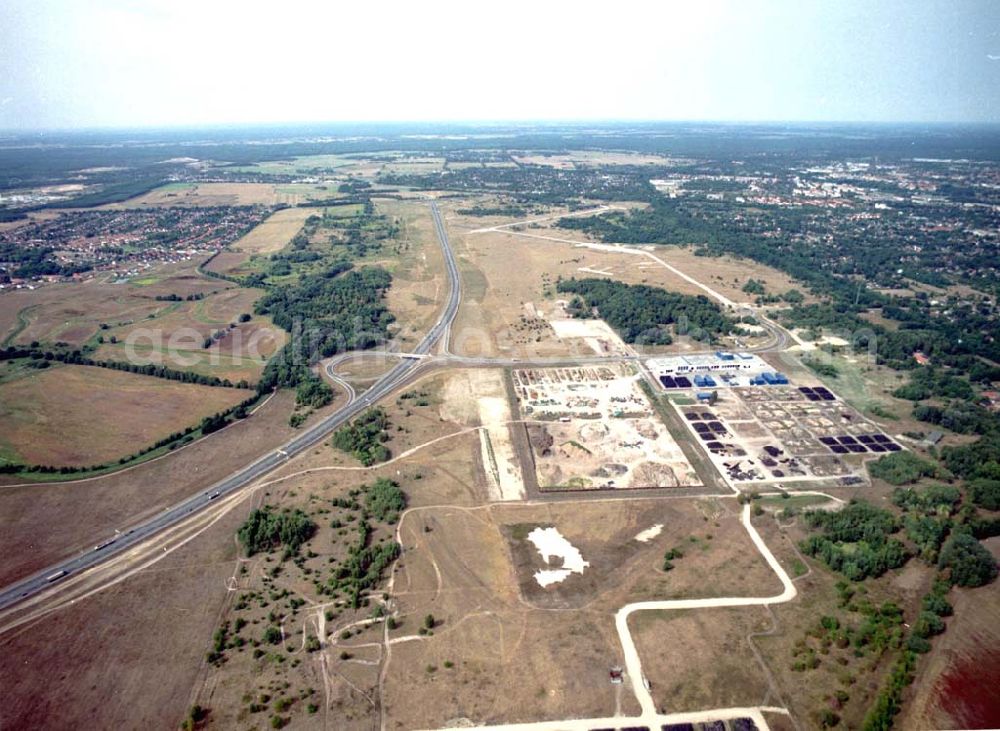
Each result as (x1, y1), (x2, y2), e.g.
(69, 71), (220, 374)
(0, 363), (247, 466)
(0, 261), (235, 347)
(230, 206), (314, 254)
(0, 501), (244, 731)
(103, 182), (339, 208)
(442, 200), (805, 359)
(631, 606), (773, 712)
(93, 286), (286, 383)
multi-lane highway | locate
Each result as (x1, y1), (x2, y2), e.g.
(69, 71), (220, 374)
(0, 202), (461, 613)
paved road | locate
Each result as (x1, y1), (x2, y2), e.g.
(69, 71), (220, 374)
(0, 202), (461, 613)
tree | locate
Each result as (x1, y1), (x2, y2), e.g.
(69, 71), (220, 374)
(938, 533), (998, 587)
(868, 452), (938, 486)
(238, 507), (316, 556)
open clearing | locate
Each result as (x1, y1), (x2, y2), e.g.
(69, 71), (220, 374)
(512, 364), (699, 490)
(0, 363), (248, 466)
(631, 606), (773, 712)
(0, 498), (243, 731)
(444, 202), (797, 358)
(91, 286), (286, 383)
(0, 261), (234, 347)
(376, 199), (449, 352)
(230, 206), (314, 254)
(102, 182), (334, 208)
(511, 151), (672, 168)
(383, 497), (780, 728)
(0, 389), (333, 587)
(439, 368), (524, 500)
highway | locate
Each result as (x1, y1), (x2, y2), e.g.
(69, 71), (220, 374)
(0, 202), (462, 613)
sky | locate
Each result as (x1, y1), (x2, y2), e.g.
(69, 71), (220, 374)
(1, 0), (998, 129)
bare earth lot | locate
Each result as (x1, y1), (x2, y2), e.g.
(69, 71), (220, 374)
(513, 365), (700, 490)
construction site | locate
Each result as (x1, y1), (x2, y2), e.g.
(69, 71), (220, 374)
(512, 364), (700, 490)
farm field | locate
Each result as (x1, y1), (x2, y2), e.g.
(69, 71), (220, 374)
(512, 151), (673, 168)
(0, 388), (337, 587)
(230, 206), (314, 254)
(92, 286), (285, 383)
(101, 182), (334, 208)
(0, 261), (234, 347)
(0, 363), (248, 467)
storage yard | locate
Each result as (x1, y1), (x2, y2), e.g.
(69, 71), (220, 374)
(676, 385), (899, 487)
(512, 364), (700, 490)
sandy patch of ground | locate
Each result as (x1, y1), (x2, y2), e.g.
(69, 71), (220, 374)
(549, 315), (632, 356)
(634, 524), (664, 543)
(439, 369), (524, 500)
(527, 526), (590, 587)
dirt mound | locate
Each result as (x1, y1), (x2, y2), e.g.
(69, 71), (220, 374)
(578, 422), (609, 441)
(527, 425), (554, 456)
(591, 463), (629, 478)
(630, 462), (680, 487)
(557, 442), (591, 461)
(635, 421), (659, 439)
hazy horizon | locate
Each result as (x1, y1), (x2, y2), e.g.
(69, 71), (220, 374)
(2, 0), (998, 130)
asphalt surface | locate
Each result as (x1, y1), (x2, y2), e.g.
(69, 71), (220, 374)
(0, 202), (461, 613)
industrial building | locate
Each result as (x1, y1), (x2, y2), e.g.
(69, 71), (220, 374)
(646, 352), (767, 377)
(647, 352), (793, 390)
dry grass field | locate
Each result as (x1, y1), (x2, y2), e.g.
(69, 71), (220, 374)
(230, 206), (314, 254)
(0, 389), (348, 587)
(102, 182), (314, 208)
(376, 198), (449, 351)
(630, 606), (774, 712)
(92, 287), (286, 383)
(163, 420), (484, 730)
(0, 263), (284, 383)
(440, 202), (804, 359)
(0, 261), (234, 347)
(380, 497), (780, 728)
(0, 363), (248, 466)
(512, 151), (673, 168)
(0, 501), (244, 731)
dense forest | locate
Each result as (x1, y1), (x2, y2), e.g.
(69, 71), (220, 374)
(330, 407), (391, 466)
(255, 264), (393, 405)
(556, 277), (735, 345)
